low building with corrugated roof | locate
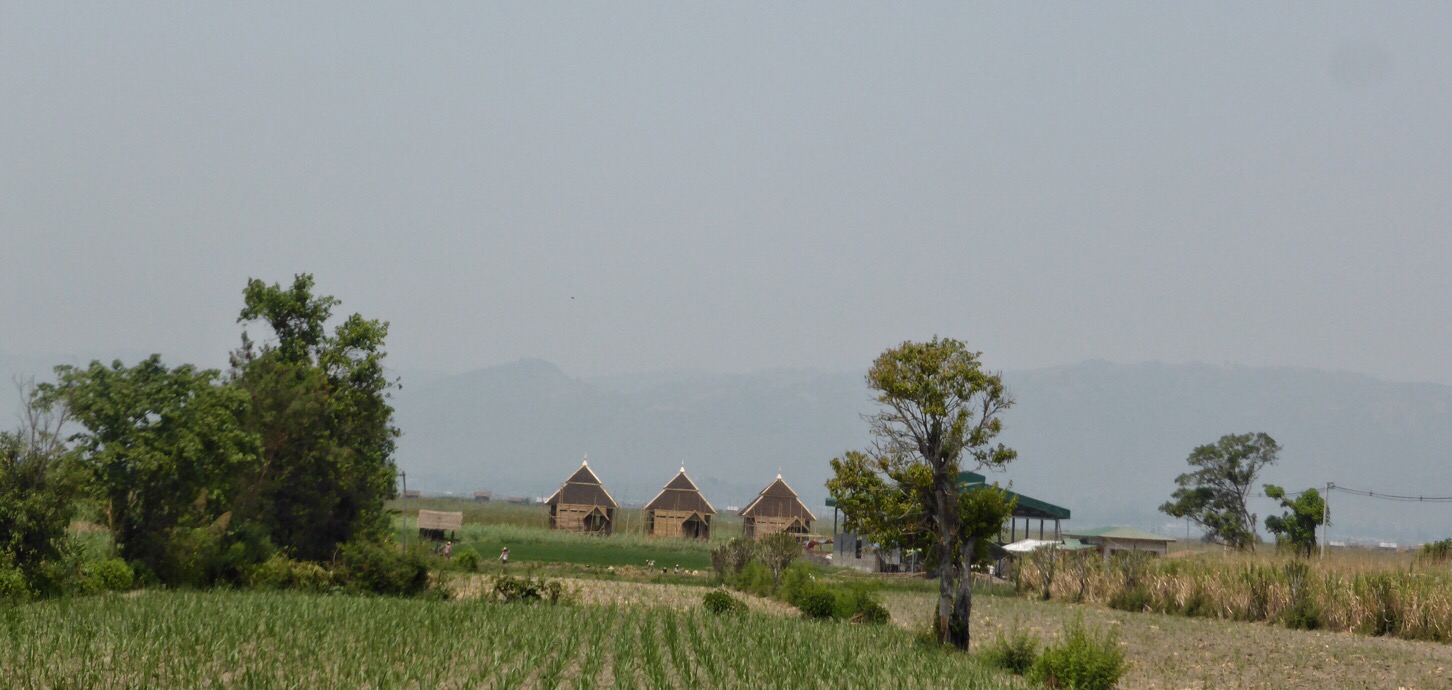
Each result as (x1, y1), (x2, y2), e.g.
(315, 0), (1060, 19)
(1063, 526), (1175, 557)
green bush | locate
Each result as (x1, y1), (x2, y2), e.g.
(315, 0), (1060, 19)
(1181, 587), (1216, 619)
(848, 598), (891, 625)
(492, 572), (565, 604)
(981, 625), (1040, 675)
(0, 559), (31, 601)
(734, 561), (774, 597)
(454, 548), (481, 573)
(1108, 584), (1151, 612)
(248, 554), (331, 592)
(1420, 539), (1452, 563)
(703, 588), (747, 615)
(336, 541), (431, 596)
(89, 558), (135, 592)
(1027, 617), (1127, 690)
(798, 590), (837, 619)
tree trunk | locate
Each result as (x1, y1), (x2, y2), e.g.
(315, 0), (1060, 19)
(946, 538), (975, 650)
(933, 465), (965, 648)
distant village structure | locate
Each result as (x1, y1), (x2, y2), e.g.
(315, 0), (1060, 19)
(416, 509), (463, 542)
(644, 466), (716, 540)
(1063, 526), (1175, 557)
(740, 474), (815, 539)
(545, 458), (618, 535)
(829, 471), (1072, 573)
(473, 490), (492, 503)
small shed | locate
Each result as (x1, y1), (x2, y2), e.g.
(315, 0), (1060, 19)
(416, 510), (463, 542)
(1064, 526), (1176, 557)
(545, 458), (618, 535)
(402, 489), (422, 499)
(473, 490), (492, 503)
(645, 466), (716, 540)
(740, 473), (815, 539)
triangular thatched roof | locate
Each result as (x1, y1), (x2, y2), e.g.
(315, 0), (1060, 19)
(644, 468), (716, 515)
(739, 474), (816, 521)
(545, 460), (619, 509)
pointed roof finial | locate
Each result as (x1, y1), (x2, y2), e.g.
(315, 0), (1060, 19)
(777, 468), (782, 479)
(582, 454), (589, 466)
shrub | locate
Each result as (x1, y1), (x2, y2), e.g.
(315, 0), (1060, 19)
(710, 537), (756, 581)
(1420, 539), (1452, 563)
(703, 588), (747, 615)
(797, 590), (837, 620)
(848, 598), (891, 625)
(1181, 586), (1216, 618)
(336, 541), (431, 596)
(1355, 574), (1400, 637)
(493, 572), (566, 604)
(0, 558), (31, 602)
(1027, 616), (1127, 690)
(454, 548), (481, 573)
(734, 561), (774, 597)
(981, 625), (1040, 675)
(248, 554), (331, 592)
(1108, 584), (1151, 612)
(89, 558), (135, 592)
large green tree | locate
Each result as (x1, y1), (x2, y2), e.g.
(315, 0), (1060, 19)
(0, 385), (79, 594)
(37, 357), (259, 580)
(1263, 485), (1326, 557)
(230, 274), (400, 561)
(1159, 432), (1280, 550)
(826, 338), (1017, 651)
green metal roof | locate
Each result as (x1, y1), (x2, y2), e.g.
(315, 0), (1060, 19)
(1064, 526), (1175, 542)
(959, 471), (1071, 520)
(823, 470), (1071, 521)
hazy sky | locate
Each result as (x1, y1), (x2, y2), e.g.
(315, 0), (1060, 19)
(4, 3), (1450, 384)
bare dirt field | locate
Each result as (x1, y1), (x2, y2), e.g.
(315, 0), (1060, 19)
(881, 590), (1452, 689)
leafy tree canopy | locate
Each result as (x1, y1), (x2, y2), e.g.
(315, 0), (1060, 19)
(1159, 432), (1280, 551)
(231, 274), (400, 561)
(1264, 485), (1326, 558)
(827, 337), (1016, 651)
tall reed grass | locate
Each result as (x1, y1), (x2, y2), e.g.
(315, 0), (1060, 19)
(1015, 548), (1452, 642)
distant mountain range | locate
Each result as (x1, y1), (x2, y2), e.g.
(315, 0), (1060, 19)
(6, 352), (1449, 543)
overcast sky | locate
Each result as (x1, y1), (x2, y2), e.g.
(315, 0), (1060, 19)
(3, 3), (1450, 384)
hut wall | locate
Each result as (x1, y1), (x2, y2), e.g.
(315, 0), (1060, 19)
(552, 503), (613, 534)
(649, 509), (710, 539)
(745, 515), (809, 539)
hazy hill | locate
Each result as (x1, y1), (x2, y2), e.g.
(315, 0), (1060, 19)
(395, 359), (1452, 544)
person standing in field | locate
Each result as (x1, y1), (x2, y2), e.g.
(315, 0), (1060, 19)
(443, 541), (453, 559)
(500, 547), (509, 565)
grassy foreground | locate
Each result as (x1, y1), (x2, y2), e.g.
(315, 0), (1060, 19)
(1, 590), (1021, 689)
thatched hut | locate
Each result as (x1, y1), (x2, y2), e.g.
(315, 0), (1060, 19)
(740, 473), (816, 538)
(644, 466), (716, 540)
(545, 458), (618, 535)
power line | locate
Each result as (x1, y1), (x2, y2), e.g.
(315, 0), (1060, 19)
(1330, 484), (1452, 503)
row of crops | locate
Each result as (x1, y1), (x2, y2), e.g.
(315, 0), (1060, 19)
(1, 590), (1022, 688)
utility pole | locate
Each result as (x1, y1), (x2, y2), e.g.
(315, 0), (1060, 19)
(400, 469), (409, 552)
(1321, 481), (1332, 559)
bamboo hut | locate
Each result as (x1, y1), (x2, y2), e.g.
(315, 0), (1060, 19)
(644, 466), (716, 540)
(740, 473), (816, 539)
(545, 458), (618, 535)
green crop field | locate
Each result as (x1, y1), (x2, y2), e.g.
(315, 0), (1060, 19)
(0, 590), (1022, 689)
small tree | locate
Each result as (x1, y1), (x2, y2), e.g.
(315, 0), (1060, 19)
(1159, 432), (1279, 551)
(757, 532), (801, 586)
(0, 382), (78, 594)
(1263, 485), (1326, 557)
(826, 337), (1017, 651)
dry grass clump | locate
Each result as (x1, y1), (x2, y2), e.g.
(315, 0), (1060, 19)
(1012, 548), (1452, 642)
